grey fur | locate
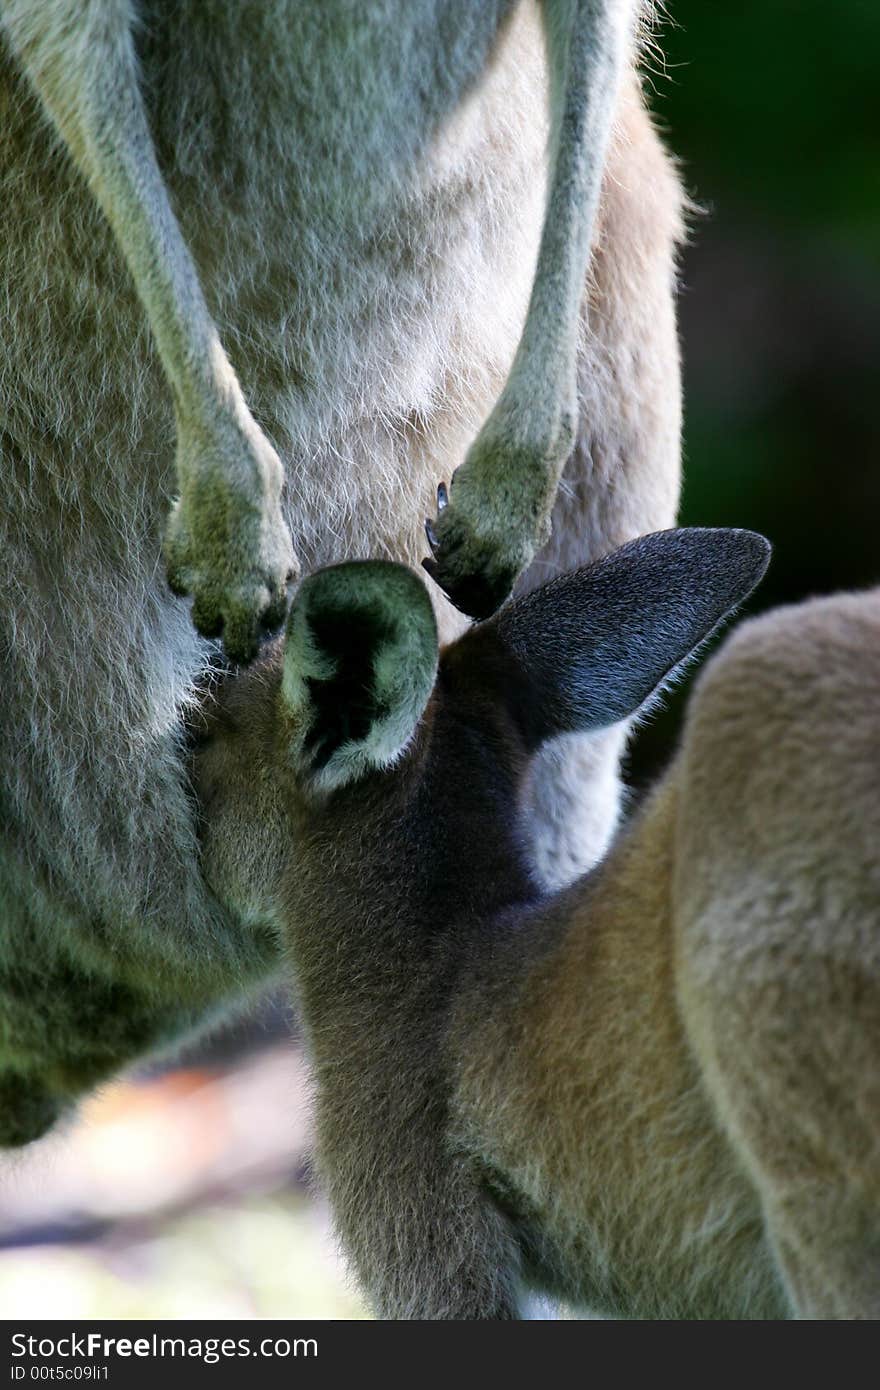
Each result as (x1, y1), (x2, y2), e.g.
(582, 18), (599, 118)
(424, 0), (635, 617)
(0, 2), (683, 1144)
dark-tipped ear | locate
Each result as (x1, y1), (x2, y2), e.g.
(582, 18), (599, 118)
(449, 528), (770, 750)
(281, 561), (438, 792)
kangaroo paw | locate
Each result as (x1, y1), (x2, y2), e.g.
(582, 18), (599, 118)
(422, 447), (554, 622)
(165, 432), (298, 664)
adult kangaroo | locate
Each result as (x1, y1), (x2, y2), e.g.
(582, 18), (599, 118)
(196, 536), (880, 1318)
(0, 2), (683, 1143)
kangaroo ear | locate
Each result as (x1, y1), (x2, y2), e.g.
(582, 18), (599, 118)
(281, 561), (438, 792)
(449, 528), (771, 750)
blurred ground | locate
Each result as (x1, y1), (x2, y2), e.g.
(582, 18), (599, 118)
(0, 1043), (365, 1319)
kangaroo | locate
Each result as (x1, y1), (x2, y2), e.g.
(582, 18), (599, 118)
(0, 2), (684, 1144)
(188, 526), (880, 1320)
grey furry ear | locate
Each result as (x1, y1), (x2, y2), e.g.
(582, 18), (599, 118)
(282, 561), (438, 792)
(451, 528), (771, 750)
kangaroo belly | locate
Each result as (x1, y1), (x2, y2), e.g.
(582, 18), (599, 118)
(2, 1), (549, 555)
(152, 0), (550, 575)
(0, 1), (551, 1090)
(0, 0), (551, 811)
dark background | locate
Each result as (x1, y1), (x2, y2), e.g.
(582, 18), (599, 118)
(629, 0), (880, 785)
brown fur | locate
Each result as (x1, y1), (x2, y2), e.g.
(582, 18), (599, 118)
(195, 532), (880, 1320)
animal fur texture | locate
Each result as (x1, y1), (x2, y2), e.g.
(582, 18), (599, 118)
(0, 1), (683, 1143)
(194, 535), (880, 1319)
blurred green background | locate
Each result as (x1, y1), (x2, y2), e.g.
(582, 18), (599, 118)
(1, 0), (877, 1319)
(631, 0), (880, 783)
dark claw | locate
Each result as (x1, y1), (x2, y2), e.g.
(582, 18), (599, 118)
(193, 611), (224, 640)
(260, 599), (287, 634)
(422, 556), (516, 622)
(425, 518), (440, 552)
(437, 481), (448, 511)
